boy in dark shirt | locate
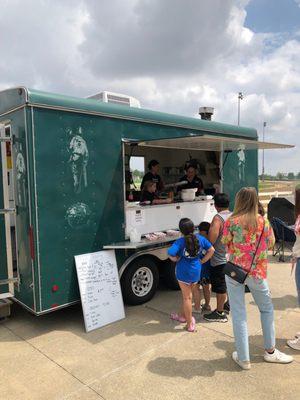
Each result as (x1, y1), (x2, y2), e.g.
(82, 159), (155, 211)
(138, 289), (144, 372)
(192, 221), (212, 313)
(140, 181), (171, 205)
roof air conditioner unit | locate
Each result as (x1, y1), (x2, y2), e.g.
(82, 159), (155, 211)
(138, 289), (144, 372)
(86, 91), (141, 108)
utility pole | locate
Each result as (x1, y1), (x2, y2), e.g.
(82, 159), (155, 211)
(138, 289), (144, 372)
(237, 92), (243, 126)
(262, 121), (266, 181)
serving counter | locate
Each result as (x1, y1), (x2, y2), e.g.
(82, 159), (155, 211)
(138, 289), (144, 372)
(125, 197), (216, 238)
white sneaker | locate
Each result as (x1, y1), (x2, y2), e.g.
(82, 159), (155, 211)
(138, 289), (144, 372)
(287, 337), (300, 351)
(263, 349), (294, 364)
(232, 351), (251, 370)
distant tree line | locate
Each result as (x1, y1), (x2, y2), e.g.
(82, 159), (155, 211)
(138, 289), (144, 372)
(132, 169), (144, 180)
(259, 172), (300, 181)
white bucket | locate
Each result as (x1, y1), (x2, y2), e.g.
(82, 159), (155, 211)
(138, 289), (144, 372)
(181, 188), (197, 201)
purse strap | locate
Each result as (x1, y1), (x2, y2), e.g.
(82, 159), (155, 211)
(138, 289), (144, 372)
(248, 220), (265, 272)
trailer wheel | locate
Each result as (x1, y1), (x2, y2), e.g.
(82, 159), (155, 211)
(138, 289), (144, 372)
(121, 257), (159, 305)
(162, 260), (180, 290)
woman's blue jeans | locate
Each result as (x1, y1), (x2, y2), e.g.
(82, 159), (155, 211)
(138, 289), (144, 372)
(225, 275), (275, 362)
(295, 258), (300, 306)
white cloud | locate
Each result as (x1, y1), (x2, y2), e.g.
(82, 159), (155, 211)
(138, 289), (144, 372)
(0, 0), (299, 174)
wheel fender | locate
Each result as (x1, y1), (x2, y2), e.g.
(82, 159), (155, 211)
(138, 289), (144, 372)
(119, 247), (168, 279)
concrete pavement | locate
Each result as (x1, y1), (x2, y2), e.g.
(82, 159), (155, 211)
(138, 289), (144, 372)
(0, 256), (300, 400)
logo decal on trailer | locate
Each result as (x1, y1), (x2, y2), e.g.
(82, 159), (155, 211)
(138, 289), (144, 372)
(65, 202), (91, 229)
(16, 143), (27, 207)
(67, 126), (89, 194)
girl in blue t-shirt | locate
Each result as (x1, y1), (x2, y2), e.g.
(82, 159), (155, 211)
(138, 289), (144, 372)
(168, 218), (214, 332)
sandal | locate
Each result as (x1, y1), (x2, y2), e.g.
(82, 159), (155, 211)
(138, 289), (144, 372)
(170, 312), (186, 323)
(187, 316), (196, 332)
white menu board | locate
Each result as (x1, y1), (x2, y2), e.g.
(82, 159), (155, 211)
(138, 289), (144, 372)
(75, 250), (125, 332)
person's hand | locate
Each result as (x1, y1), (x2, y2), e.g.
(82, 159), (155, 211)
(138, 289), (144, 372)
(169, 255), (180, 262)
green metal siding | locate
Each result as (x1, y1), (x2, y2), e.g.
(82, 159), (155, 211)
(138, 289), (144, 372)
(0, 88), (27, 117)
(0, 88), (258, 139)
(33, 109), (125, 310)
(223, 149), (258, 209)
(0, 87), (259, 313)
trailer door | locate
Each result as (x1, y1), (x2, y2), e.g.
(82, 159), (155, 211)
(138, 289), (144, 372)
(0, 123), (18, 299)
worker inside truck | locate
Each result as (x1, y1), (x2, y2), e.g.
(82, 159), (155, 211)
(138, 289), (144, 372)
(140, 181), (172, 205)
(125, 143), (221, 202)
(177, 162), (205, 195)
(141, 159), (164, 191)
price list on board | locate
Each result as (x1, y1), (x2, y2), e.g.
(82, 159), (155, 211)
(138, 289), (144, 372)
(75, 250), (125, 332)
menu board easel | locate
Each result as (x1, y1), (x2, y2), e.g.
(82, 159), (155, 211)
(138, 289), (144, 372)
(75, 250), (125, 332)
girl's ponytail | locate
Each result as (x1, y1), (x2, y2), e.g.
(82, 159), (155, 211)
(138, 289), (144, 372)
(179, 218), (200, 257)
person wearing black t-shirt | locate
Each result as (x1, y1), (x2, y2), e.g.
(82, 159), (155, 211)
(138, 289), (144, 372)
(141, 160), (164, 191)
(140, 181), (172, 205)
(178, 165), (204, 195)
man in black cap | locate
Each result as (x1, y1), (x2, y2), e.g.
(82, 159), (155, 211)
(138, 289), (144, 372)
(141, 160), (164, 191)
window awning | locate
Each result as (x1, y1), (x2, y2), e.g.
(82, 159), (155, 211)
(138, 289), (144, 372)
(124, 134), (294, 152)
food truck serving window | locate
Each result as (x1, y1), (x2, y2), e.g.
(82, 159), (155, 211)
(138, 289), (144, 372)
(130, 135), (294, 152)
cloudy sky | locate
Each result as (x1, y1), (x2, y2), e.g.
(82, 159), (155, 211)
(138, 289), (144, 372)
(0, 0), (299, 174)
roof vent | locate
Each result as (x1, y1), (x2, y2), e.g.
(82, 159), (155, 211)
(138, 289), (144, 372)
(199, 106), (214, 120)
(86, 91), (141, 108)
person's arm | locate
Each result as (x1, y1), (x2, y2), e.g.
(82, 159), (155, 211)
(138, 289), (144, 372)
(167, 239), (182, 262)
(221, 219), (233, 245)
(199, 236), (215, 264)
(208, 216), (223, 245)
(201, 246), (215, 264)
(295, 216), (300, 235)
(169, 255), (180, 262)
(152, 198), (172, 205)
(265, 219), (275, 250)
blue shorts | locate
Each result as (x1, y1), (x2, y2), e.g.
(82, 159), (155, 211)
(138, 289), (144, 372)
(176, 265), (201, 285)
(200, 261), (211, 285)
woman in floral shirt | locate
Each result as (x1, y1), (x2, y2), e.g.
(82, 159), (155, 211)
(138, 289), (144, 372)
(222, 187), (293, 370)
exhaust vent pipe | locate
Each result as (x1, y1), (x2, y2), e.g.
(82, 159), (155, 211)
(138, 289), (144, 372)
(199, 107), (214, 121)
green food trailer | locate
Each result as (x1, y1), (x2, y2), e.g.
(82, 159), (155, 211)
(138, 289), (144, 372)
(0, 87), (293, 315)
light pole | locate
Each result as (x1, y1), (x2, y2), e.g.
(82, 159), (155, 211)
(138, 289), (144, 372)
(262, 121), (266, 181)
(237, 92), (243, 126)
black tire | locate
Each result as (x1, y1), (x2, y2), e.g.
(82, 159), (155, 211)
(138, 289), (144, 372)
(121, 257), (159, 305)
(161, 260), (180, 290)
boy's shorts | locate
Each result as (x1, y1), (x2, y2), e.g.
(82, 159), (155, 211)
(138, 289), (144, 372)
(210, 264), (227, 294)
(199, 261), (211, 286)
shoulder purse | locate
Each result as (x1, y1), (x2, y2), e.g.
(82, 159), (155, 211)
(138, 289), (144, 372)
(224, 221), (265, 284)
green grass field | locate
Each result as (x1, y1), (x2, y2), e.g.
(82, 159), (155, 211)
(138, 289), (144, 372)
(259, 180), (300, 193)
